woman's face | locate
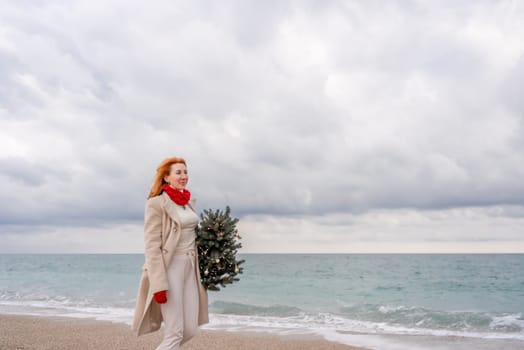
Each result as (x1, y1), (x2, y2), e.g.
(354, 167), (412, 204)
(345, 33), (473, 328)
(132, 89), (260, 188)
(164, 163), (188, 190)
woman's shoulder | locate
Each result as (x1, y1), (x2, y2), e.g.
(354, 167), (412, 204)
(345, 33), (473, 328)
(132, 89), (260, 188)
(146, 194), (165, 208)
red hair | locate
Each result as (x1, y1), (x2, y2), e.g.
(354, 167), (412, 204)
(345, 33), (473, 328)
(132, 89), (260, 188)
(148, 157), (186, 199)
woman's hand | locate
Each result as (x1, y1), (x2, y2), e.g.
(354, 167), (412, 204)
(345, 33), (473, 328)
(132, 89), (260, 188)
(154, 290), (168, 304)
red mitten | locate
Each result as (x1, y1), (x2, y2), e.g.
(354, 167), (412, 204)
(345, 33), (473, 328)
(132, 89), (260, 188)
(154, 290), (168, 304)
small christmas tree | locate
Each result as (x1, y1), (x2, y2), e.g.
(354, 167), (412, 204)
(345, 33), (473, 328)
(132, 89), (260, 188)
(196, 206), (245, 291)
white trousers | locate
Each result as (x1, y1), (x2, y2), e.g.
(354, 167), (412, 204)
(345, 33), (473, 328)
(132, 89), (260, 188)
(155, 252), (199, 350)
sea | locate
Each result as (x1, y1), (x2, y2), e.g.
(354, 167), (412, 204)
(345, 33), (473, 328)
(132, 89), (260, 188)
(0, 254), (523, 350)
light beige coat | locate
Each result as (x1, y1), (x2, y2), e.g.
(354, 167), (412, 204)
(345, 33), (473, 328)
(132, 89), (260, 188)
(132, 192), (209, 336)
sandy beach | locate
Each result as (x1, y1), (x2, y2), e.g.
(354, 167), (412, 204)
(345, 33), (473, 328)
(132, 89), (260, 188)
(0, 314), (366, 350)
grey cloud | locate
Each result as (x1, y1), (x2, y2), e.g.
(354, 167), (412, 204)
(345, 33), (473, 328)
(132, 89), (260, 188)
(501, 56), (524, 123)
(213, 0), (290, 48)
(1, 0), (524, 233)
(0, 157), (69, 187)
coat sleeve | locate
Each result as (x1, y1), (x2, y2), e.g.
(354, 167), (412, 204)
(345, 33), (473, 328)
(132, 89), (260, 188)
(144, 199), (169, 293)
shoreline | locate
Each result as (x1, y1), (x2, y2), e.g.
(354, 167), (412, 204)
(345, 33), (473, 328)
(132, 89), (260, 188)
(0, 314), (367, 350)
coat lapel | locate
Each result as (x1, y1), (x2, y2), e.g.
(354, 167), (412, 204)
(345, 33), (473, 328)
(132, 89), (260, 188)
(161, 193), (198, 243)
(161, 191), (182, 226)
(162, 192), (197, 222)
(188, 198), (197, 213)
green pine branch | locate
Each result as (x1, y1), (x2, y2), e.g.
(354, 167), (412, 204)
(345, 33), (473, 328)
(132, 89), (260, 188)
(196, 206), (245, 291)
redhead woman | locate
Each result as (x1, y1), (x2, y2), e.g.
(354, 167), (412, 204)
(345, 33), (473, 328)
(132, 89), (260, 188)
(133, 157), (209, 350)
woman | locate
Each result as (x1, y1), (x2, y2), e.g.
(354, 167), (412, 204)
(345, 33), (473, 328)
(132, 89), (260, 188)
(133, 157), (209, 350)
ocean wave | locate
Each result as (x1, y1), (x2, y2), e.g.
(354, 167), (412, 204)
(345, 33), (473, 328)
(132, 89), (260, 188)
(0, 289), (136, 309)
(210, 300), (302, 317)
(339, 304), (523, 334)
(0, 299), (133, 324)
(490, 314), (524, 332)
(206, 311), (524, 342)
(2, 293), (523, 342)
(207, 301), (524, 341)
(1, 298), (523, 346)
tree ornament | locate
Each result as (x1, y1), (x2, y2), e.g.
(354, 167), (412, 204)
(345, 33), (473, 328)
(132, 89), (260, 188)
(196, 206), (245, 291)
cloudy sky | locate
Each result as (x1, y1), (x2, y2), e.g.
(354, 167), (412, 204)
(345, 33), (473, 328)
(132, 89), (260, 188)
(1, 0), (523, 253)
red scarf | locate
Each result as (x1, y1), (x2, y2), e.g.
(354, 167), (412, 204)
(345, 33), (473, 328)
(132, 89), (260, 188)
(162, 184), (191, 206)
